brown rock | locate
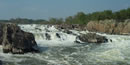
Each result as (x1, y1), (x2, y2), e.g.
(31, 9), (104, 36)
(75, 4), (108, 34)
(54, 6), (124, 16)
(87, 19), (130, 34)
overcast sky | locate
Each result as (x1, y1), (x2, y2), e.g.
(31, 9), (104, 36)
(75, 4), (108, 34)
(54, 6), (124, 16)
(0, 0), (130, 20)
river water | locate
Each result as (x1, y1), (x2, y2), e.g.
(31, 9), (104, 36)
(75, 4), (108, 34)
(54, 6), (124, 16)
(0, 24), (130, 65)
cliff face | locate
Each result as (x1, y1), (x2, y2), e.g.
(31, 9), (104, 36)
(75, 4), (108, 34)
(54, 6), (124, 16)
(87, 19), (130, 35)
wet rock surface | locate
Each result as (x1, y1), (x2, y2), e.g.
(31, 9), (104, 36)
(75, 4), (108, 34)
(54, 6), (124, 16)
(0, 23), (39, 54)
(45, 33), (51, 40)
(63, 30), (73, 34)
(0, 60), (2, 65)
(76, 33), (108, 43)
(56, 33), (61, 38)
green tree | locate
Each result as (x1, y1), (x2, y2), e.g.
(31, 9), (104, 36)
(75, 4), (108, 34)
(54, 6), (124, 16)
(73, 12), (87, 24)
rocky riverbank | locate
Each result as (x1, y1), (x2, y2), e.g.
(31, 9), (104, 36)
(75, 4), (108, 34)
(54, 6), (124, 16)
(87, 19), (130, 35)
(55, 24), (87, 31)
(0, 23), (109, 54)
(56, 19), (130, 35)
(1, 24), (130, 65)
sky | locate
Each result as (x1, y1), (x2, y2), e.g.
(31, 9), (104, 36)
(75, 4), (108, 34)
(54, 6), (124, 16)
(0, 0), (130, 20)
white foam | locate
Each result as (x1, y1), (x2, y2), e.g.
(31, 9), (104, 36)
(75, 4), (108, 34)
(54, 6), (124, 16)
(19, 24), (77, 46)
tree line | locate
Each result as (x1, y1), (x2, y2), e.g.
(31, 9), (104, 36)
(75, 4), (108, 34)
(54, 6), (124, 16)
(0, 8), (130, 24)
(65, 8), (130, 24)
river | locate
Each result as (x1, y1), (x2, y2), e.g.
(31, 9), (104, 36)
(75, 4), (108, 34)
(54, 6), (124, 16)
(0, 24), (130, 65)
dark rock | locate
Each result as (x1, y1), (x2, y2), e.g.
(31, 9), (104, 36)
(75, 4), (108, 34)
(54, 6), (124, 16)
(1, 23), (39, 54)
(56, 24), (86, 31)
(0, 24), (4, 45)
(110, 39), (112, 42)
(35, 28), (42, 31)
(0, 60), (2, 65)
(63, 30), (73, 34)
(45, 28), (50, 32)
(74, 40), (81, 43)
(56, 33), (61, 38)
(45, 33), (51, 40)
(76, 33), (108, 43)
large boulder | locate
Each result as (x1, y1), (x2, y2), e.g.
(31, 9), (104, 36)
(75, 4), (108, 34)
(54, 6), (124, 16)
(1, 23), (39, 54)
(0, 60), (2, 65)
(76, 33), (108, 43)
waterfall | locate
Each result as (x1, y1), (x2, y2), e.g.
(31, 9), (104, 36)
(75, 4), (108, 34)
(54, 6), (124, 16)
(0, 24), (130, 65)
(19, 24), (80, 46)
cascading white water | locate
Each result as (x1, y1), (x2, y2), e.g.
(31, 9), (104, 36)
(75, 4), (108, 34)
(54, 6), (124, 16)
(19, 24), (84, 46)
(0, 24), (130, 65)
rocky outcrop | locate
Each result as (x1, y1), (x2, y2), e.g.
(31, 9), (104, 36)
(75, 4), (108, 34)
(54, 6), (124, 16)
(56, 24), (86, 31)
(87, 19), (130, 35)
(0, 24), (4, 45)
(0, 23), (39, 54)
(76, 33), (108, 43)
(0, 60), (2, 65)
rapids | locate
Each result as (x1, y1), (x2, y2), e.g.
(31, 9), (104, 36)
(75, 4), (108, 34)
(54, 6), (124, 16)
(0, 24), (130, 65)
